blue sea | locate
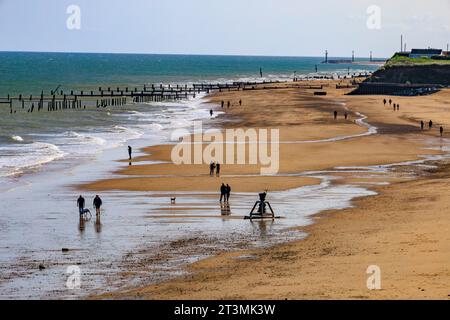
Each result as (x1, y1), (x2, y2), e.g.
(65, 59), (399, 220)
(0, 52), (378, 95)
(0, 52), (385, 299)
(0, 52), (379, 179)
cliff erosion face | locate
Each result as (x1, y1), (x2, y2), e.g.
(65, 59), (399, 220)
(366, 65), (450, 85)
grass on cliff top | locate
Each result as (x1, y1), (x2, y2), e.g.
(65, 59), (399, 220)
(386, 55), (450, 67)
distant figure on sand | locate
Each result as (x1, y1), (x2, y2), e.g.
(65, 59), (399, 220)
(226, 184), (231, 202)
(421, 121), (424, 130)
(344, 112), (348, 120)
(210, 109), (213, 117)
(220, 183), (227, 202)
(221, 101), (224, 108)
(383, 99), (387, 106)
(393, 104), (396, 111)
(429, 120), (433, 130)
(239, 100), (242, 106)
(227, 101), (230, 109)
(397, 104), (400, 111)
(77, 195), (85, 216)
(389, 99), (392, 105)
(93, 195), (103, 216)
(210, 162), (216, 176)
(334, 111), (338, 119)
(440, 126), (444, 137)
(216, 162), (221, 176)
(128, 146), (133, 160)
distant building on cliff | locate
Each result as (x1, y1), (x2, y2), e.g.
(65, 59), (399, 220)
(409, 48), (443, 59)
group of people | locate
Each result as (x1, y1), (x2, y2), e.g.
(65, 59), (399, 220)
(77, 195), (103, 218)
(420, 120), (444, 136)
(383, 99), (444, 137)
(210, 100), (244, 116)
(209, 161), (221, 176)
(384, 98), (400, 111)
(221, 100), (242, 109)
(220, 183), (232, 202)
(333, 110), (348, 120)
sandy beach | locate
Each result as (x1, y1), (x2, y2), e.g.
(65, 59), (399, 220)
(83, 82), (442, 193)
(86, 80), (450, 300)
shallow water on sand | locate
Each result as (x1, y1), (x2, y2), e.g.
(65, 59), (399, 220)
(0, 53), (387, 298)
(0, 160), (375, 299)
(2, 95), (450, 299)
(2, 132), (448, 299)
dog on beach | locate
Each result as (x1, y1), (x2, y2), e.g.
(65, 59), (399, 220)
(80, 208), (92, 220)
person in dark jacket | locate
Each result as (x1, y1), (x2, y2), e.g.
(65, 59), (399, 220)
(220, 183), (227, 202)
(216, 162), (221, 176)
(226, 184), (231, 202)
(77, 195), (85, 216)
(210, 162), (216, 176)
(128, 146), (133, 160)
(93, 195), (103, 216)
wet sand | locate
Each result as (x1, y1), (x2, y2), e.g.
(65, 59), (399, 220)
(88, 80), (450, 299)
(100, 166), (450, 300)
(83, 82), (441, 193)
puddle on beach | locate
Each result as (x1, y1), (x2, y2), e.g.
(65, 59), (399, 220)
(1, 110), (450, 299)
(0, 173), (375, 299)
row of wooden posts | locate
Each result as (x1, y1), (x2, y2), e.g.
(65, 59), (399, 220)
(0, 80), (286, 114)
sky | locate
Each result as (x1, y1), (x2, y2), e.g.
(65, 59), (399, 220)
(0, 0), (449, 57)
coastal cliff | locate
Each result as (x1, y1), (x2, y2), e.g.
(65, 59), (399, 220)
(350, 56), (450, 95)
(366, 64), (450, 85)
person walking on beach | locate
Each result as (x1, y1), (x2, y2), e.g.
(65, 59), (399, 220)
(334, 111), (338, 120)
(429, 120), (433, 130)
(389, 99), (392, 106)
(383, 99), (387, 106)
(239, 100), (242, 106)
(220, 183), (227, 202)
(440, 126), (444, 137)
(226, 184), (231, 202)
(210, 161), (216, 176)
(397, 104), (400, 111)
(216, 162), (221, 176)
(421, 121), (425, 130)
(393, 104), (396, 111)
(77, 195), (85, 216)
(344, 112), (348, 120)
(128, 146), (133, 160)
(210, 109), (214, 117)
(93, 195), (103, 216)
(227, 101), (231, 109)
(221, 101), (224, 109)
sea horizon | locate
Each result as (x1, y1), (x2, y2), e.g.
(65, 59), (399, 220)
(0, 49), (388, 60)
(0, 52), (381, 298)
(0, 52), (378, 181)
(1, 0), (449, 305)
